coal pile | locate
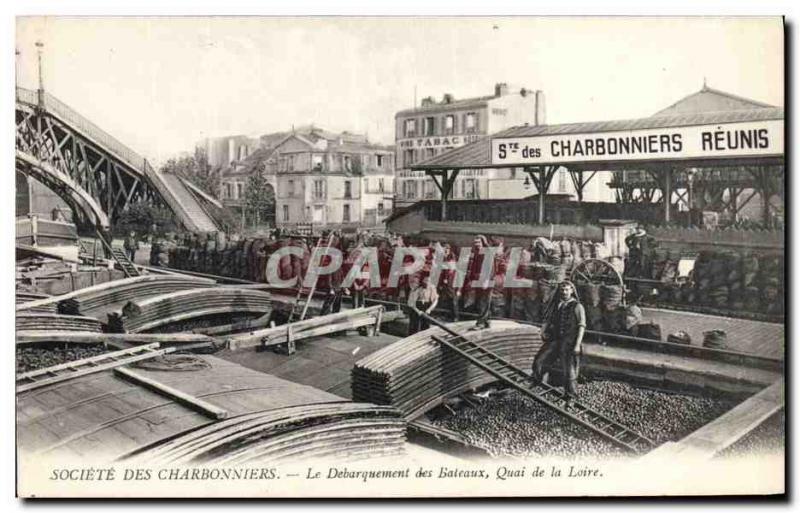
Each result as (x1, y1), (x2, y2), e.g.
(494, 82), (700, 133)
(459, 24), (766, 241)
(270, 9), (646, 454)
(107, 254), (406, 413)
(431, 381), (735, 459)
(145, 312), (262, 334)
(16, 344), (108, 373)
(716, 410), (785, 458)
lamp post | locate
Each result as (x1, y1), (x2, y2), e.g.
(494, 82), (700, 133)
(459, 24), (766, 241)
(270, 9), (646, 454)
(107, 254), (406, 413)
(15, 48), (20, 90)
(35, 40), (45, 107)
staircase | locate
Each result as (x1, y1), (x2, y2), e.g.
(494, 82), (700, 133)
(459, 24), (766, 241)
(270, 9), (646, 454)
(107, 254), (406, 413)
(423, 314), (656, 455)
(152, 172), (220, 233)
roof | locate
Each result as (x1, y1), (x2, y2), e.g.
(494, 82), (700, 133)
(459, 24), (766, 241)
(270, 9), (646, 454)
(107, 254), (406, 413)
(395, 95), (496, 117)
(653, 85), (776, 117)
(410, 107), (784, 170)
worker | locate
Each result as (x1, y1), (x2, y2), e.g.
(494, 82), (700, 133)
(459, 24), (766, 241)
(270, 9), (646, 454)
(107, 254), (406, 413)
(407, 273), (439, 335)
(123, 231), (139, 262)
(438, 243), (460, 321)
(624, 224), (649, 277)
(530, 280), (586, 409)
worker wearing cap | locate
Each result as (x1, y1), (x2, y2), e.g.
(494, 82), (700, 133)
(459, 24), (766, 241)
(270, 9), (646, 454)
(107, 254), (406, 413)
(407, 273), (439, 335)
(624, 225), (648, 278)
(531, 280), (586, 408)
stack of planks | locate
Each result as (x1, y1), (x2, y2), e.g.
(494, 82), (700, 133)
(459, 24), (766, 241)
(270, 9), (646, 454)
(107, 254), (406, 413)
(15, 275), (216, 316)
(59, 275), (217, 315)
(109, 287), (274, 333)
(16, 313), (103, 333)
(15, 292), (57, 313)
(125, 402), (406, 465)
(352, 320), (543, 420)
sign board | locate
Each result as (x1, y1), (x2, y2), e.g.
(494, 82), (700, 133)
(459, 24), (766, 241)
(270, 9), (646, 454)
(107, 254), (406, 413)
(398, 134), (482, 150)
(490, 119), (784, 166)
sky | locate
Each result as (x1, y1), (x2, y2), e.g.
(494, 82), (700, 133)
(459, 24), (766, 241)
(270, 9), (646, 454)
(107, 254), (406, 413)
(15, 16), (784, 165)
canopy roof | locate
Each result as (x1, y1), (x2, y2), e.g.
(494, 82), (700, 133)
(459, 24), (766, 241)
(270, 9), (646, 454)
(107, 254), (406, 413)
(410, 107), (784, 171)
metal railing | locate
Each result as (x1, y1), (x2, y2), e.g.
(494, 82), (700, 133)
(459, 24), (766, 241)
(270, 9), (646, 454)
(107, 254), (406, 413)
(16, 87), (147, 174)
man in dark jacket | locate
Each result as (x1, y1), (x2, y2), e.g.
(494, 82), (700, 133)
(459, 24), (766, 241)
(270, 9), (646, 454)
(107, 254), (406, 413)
(123, 231), (139, 262)
(530, 280), (586, 408)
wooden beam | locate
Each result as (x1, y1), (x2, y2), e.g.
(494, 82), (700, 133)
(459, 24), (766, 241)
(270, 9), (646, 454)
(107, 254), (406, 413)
(16, 332), (216, 347)
(114, 367), (229, 420)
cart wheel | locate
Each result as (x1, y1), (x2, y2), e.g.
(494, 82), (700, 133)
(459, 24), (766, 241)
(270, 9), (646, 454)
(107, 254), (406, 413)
(571, 258), (626, 306)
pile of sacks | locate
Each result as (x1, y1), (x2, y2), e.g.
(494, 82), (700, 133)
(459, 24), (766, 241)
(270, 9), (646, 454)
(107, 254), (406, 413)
(681, 250), (784, 315)
(572, 279), (664, 341)
(533, 237), (607, 267)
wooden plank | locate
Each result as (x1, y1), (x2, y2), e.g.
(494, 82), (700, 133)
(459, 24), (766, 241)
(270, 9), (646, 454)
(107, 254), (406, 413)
(113, 367), (229, 420)
(16, 332), (215, 347)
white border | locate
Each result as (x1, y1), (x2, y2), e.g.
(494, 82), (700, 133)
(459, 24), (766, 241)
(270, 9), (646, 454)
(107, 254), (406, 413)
(2, 3), (795, 511)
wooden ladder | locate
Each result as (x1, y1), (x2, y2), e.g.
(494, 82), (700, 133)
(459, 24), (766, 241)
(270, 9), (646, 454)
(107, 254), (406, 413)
(421, 313), (656, 455)
(287, 232), (335, 324)
(111, 248), (141, 277)
(16, 343), (168, 393)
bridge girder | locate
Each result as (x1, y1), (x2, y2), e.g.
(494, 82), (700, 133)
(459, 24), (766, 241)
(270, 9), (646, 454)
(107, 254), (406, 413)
(15, 101), (161, 232)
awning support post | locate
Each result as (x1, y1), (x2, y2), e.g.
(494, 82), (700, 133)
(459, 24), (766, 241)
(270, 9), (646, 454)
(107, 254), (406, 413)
(664, 167), (672, 223)
(427, 169), (459, 221)
(538, 167), (546, 224)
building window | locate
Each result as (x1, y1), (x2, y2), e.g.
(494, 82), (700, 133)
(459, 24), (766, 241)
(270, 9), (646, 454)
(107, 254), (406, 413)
(378, 178), (385, 192)
(403, 149), (415, 167)
(558, 169), (567, 192)
(376, 154), (384, 167)
(403, 180), (418, 199)
(282, 204), (289, 221)
(343, 204), (351, 223)
(404, 119), (416, 137)
(236, 183), (244, 199)
(344, 180), (352, 199)
(465, 112), (477, 132)
(424, 180), (436, 199)
(344, 156), (352, 171)
(444, 115), (455, 134)
(312, 154), (323, 171)
(313, 205), (323, 223)
(225, 183), (233, 199)
(288, 180), (295, 197)
(313, 179), (325, 200)
(424, 117), (435, 136)
(463, 179), (477, 199)
(378, 203), (385, 216)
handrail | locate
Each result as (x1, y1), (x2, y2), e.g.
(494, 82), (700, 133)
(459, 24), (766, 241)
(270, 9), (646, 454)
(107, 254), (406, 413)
(17, 87), (147, 175)
(17, 87), (217, 233)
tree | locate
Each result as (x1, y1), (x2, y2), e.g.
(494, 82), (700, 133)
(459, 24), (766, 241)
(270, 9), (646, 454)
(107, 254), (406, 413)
(243, 170), (276, 227)
(115, 203), (178, 237)
(160, 147), (222, 198)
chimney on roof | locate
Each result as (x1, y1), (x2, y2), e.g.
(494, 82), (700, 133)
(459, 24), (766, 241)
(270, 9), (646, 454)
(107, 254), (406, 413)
(495, 83), (509, 97)
(442, 93), (454, 104)
(535, 90), (546, 125)
(421, 96), (435, 107)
